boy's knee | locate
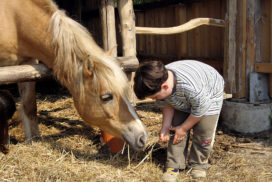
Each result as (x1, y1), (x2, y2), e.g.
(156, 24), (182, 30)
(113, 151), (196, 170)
(193, 136), (213, 149)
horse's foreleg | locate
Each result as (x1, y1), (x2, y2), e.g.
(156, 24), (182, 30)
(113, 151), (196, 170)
(18, 82), (40, 142)
(0, 119), (9, 154)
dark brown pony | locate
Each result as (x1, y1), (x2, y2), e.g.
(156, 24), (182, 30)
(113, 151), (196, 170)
(0, 0), (147, 150)
(0, 90), (16, 154)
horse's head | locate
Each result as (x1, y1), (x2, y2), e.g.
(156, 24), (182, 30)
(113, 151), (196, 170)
(71, 55), (148, 151)
(50, 10), (148, 151)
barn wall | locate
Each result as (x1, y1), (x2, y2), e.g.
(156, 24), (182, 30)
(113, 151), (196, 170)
(135, 0), (226, 73)
(57, 0), (226, 72)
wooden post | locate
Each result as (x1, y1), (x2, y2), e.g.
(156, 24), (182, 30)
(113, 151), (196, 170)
(117, 0), (136, 56)
(241, 0), (247, 98)
(100, 0), (117, 56)
(247, 0), (263, 102)
(117, 0), (138, 105)
(246, 0), (260, 82)
(234, 0), (247, 98)
(223, 0), (237, 95)
(270, 0), (272, 98)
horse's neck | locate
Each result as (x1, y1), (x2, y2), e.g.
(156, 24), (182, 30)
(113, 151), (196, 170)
(15, 0), (56, 67)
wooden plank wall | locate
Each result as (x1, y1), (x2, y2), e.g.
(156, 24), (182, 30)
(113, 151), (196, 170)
(224, 0), (271, 98)
(261, 0), (272, 97)
(261, 0), (272, 63)
(135, 0), (226, 73)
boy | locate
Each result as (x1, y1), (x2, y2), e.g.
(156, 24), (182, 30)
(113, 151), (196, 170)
(133, 60), (224, 181)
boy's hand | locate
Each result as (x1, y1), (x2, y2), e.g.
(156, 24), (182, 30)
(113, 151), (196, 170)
(169, 125), (187, 144)
(159, 128), (170, 143)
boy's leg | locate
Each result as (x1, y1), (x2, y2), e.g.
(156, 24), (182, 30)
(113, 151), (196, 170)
(188, 114), (219, 170)
(166, 110), (190, 169)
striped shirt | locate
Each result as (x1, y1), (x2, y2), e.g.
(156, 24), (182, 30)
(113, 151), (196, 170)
(156, 60), (225, 117)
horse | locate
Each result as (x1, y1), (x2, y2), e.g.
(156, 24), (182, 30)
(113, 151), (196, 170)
(0, 0), (147, 151)
(0, 90), (16, 154)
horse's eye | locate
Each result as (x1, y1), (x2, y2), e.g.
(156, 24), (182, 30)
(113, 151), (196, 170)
(100, 93), (113, 102)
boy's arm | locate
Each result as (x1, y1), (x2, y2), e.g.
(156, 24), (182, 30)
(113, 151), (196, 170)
(159, 106), (174, 142)
(162, 106), (174, 130)
(170, 114), (202, 144)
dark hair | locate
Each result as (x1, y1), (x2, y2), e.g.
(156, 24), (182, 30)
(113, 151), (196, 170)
(0, 90), (16, 154)
(0, 90), (16, 121)
(133, 60), (168, 99)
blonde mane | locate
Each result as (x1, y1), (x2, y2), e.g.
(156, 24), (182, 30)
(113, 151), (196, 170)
(48, 10), (129, 100)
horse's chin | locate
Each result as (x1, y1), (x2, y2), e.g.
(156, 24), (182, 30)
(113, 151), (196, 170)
(121, 124), (148, 151)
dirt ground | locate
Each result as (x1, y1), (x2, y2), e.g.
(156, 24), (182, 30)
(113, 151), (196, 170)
(0, 82), (272, 182)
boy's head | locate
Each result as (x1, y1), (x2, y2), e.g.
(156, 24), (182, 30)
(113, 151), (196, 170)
(134, 60), (168, 99)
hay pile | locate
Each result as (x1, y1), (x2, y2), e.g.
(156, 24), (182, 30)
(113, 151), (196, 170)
(0, 89), (272, 182)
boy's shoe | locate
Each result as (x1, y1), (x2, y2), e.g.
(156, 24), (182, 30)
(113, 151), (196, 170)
(191, 169), (206, 178)
(162, 168), (180, 182)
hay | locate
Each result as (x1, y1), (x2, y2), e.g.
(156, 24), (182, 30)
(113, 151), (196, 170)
(0, 91), (272, 182)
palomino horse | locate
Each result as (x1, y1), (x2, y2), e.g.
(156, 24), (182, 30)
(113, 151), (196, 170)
(0, 0), (147, 151)
(0, 90), (16, 154)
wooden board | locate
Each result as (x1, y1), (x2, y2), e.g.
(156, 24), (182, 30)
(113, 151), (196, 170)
(0, 64), (51, 84)
(0, 57), (139, 85)
(134, 1), (226, 59)
(255, 63), (272, 73)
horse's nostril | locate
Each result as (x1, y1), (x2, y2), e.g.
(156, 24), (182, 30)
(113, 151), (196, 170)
(137, 134), (146, 148)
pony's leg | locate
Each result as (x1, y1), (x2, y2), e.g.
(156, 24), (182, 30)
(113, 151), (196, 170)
(0, 119), (9, 154)
(18, 82), (40, 141)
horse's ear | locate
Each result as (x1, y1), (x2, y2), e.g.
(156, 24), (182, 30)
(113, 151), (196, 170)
(83, 56), (94, 76)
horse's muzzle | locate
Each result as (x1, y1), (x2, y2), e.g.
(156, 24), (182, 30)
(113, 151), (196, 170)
(121, 123), (148, 151)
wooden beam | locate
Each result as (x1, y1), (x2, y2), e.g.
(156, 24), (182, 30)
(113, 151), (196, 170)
(255, 63), (272, 73)
(0, 64), (51, 85)
(135, 18), (225, 35)
(0, 57), (138, 85)
(117, 56), (139, 72)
